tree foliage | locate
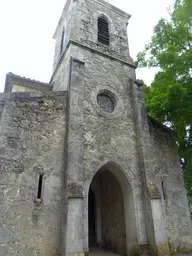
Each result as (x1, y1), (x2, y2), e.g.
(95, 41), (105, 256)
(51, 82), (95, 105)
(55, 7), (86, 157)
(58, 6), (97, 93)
(136, 0), (192, 203)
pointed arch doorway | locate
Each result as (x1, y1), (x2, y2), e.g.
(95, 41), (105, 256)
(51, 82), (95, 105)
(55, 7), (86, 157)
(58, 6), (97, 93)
(88, 163), (137, 255)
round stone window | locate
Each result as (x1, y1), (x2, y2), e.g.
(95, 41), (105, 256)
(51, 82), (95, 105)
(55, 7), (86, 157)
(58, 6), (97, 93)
(97, 93), (115, 113)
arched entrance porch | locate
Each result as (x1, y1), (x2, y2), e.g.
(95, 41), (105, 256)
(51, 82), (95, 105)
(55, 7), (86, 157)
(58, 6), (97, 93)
(88, 163), (137, 255)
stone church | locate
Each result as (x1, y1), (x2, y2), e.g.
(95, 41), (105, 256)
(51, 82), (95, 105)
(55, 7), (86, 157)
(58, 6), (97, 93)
(0, 0), (192, 255)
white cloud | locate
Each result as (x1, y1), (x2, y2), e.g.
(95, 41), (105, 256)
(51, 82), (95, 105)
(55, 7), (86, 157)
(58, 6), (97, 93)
(0, 0), (174, 92)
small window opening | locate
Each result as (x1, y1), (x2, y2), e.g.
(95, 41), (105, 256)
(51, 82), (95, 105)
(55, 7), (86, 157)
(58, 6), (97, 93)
(97, 93), (115, 113)
(161, 181), (167, 200)
(37, 174), (44, 199)
(98, 16), (110, 46)
(60, 28), (65, 54)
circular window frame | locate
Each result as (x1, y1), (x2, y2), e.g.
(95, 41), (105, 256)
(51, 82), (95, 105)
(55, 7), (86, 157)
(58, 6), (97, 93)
(97, 92), (116, 113)
(92, 86), (124, 119)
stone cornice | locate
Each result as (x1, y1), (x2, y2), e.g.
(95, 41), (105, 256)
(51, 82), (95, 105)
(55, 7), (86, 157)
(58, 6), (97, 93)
(93, 0), (131, 20)
(50, 40), (136, 83)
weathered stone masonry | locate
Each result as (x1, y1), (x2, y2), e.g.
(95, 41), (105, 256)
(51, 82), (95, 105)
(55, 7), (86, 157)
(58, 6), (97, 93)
(0, 0), (192, 255)
(0, 91), (67, 255)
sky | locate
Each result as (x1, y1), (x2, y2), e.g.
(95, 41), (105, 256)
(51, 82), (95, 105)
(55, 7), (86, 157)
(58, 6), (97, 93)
(0, 0), (175, 92)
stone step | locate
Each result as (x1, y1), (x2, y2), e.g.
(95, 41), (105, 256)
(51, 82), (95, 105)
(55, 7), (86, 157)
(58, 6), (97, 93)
(89, 249), (121, 256)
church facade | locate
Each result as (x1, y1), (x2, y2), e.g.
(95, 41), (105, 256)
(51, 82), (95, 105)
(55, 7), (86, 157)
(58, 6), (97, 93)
(0, 0), (192, 255)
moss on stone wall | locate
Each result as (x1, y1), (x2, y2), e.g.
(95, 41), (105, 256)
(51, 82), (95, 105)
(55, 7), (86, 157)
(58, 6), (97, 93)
(129, 247), (141, 256)
(168, 241), (192, 255)
(156, 242), (170, 256)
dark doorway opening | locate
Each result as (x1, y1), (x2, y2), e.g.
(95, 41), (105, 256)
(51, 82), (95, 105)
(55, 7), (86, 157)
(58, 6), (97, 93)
(88, 168), (127, 255)
(89, 190), (97, 247)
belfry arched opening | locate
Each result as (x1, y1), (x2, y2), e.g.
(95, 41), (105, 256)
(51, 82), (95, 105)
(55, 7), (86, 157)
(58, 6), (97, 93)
(88, 163), (137, 255)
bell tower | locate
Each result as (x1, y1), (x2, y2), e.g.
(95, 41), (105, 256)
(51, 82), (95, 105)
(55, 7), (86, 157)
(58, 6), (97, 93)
(50, 0), (136, 91)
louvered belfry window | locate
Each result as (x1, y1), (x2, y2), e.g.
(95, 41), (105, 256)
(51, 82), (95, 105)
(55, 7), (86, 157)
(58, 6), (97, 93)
(98, 16), (110, 46)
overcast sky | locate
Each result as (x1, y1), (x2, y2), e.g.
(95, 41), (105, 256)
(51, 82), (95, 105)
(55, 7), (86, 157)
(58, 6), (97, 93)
(0, 0), (174, 92)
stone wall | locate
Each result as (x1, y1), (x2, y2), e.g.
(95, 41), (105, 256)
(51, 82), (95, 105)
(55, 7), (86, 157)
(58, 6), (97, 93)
(63, 56), (192, 255)
(99, 170), (127, 255)
(53, 0), (77, 71)
(148, 118), (192, 249)
(0, 97), (5, 121)
(51, 50), (71, 92)
(0, 91), (67, 256)
(62, 56), (147, 255)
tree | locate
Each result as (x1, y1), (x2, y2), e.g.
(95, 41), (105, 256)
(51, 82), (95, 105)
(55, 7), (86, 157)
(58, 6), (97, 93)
(136, 0), (192, 204)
